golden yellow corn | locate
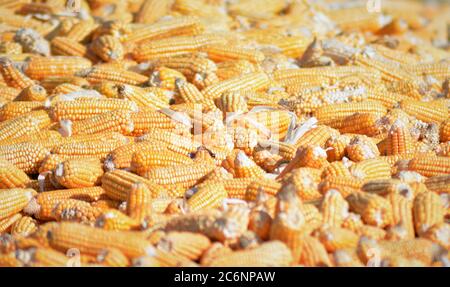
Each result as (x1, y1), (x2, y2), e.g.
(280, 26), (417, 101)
(347, 191), (393, 228)
(413, 191), (445, 236)
(47, 222), (155, 257)
(0, 188), (35, 220)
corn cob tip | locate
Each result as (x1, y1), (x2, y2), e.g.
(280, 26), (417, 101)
(23, 197), (40, 216)
(103, 156), (116, 172)
(37, 172), (49, 192)
(59, 120), (73, 137)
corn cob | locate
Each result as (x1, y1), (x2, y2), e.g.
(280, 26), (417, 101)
(96, 248), (130, 267)
(413, 191), (445, 236)
(90, 35), (124, 62)
(117, 84), (169, 110)
(24, 187), (106, 220)
(131, 149), (194, 176)
(248, 209), (272, 241)
(245, 178), (281, 201)
(202, 72), (270, 100)
(133, 34), (223, 62)
(11, 216), (38, 237)
(135, 0), (174, 24)
(0, 101), (43, 121)
(164, 206), (249, 241)
(207, 240), (292, 267)
(324, 135), (351, 162)
(421, 223), (449, 250)
(49, 98), (138, 122)
(317, 226), (359, 252)
(0, 143), (50, 174)
(358, 238), (444, 266)
(50, 36), (97, 61)
(157, 231), (211, 261)
(125, 16), (204, 44)
(313, 101), (387, 126)
(0, 188), (35, 220)
(131, 110), (191, 137)
(79, 65), (148, 86)
(127, 182), (152, 225)
(347, 191), (393, 228)
(231, 151), (265, 178)
(0, 86), (21, 101)
(269, 204), (308, 262)
(0, 57), (35, 89)
(0, 158), (30, 188)
(278, 146), (329, 179)
(387, 193), (415, 239)
(174, 78), (205, 104)
(47, 222), (155, 257)
(350, 158), (391, 180)
(400, 100), (448, 124)
(345, 135), (380, 162)
(321, 161), (352, 179)
(13, 84), (46, 102)
(24, 56), (92, 81)
(53, 158), (104, 189)
(0, 213), (22, 233)
(151, 54), (217, 80)
(203, 44), (265, 63)
(52, 199), (102, 224)
(319, 176), (364, 197)
(321, 189), (350, 227)
(65, 19), (97, 42)
(59, 109), (134, 137)
(0, 252), (23, 267)
(440, 119), (450, 142)
(293, 125), (339, 149)
(101, 169), (164, 201)
(298, 235), (332, 267)
(142, 162), (215, 189)
(0, 113), (48, 142)
(132, 248), (198, 267)
(407, 155), (450, 177)
(216, 60), (256, 81)
(424, 175), (450, 195)
(184, 183), (226, 212)
(281, 168), (322, 201)
(338, 113), (382, 136)
(96, 209), (140, 231)
(104, 141), (164, 171)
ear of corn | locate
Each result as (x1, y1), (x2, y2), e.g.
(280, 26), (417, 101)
(206, 241), (293, 267)
(0, 188), (35, 220)
(0, 159), (30, 188)
(346, 191), (393, 228)
(53, 158), (104, 189)
(47, 222), (155, 258)
(0, 1), (448, 268)
(413, 191), (445, 236)
(102, 169), (165, 201)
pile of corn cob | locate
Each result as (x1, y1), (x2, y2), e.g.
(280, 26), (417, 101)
(0, 0), (449, 267)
